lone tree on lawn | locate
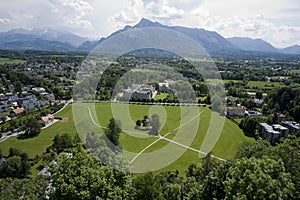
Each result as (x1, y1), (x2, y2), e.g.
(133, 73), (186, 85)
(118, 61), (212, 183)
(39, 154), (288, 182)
(105, 118), (121, 146)
(149, 114), (160, 135)
(22, 117), (41, 137)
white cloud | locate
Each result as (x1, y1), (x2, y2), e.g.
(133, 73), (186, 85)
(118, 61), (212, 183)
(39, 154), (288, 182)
(111, 0), (185, 28)
(0, 18), (16, 24)
(49, 0), (94, 30)
(0, 0), (299, 47)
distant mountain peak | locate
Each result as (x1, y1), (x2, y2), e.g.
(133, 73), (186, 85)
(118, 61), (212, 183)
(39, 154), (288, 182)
(134, 18), (163, 28)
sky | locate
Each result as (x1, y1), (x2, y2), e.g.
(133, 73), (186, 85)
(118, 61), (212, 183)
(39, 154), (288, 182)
(0, 0), (300, 48)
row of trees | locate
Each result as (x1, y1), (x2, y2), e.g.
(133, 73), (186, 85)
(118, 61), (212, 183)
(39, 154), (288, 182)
(1, 136), (299, 199)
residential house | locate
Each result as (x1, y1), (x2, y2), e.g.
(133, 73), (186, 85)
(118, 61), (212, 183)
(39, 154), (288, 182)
(245, 110), (262, 118)
(158, 79), (177, 92)
(41, 92), (55, 102)
(123, 84), (156, 100)
(32, 87), (46, 93)
(259, 123), (289, 144)
(227, 106), (246, 118)
(5, 93), (18, 101)
(253, 98), (264, 107)
(12, 107), (25, 115)
(0, 97), (9, 113)
(281, 121), (300, 135)
(40, 114), (54, 127)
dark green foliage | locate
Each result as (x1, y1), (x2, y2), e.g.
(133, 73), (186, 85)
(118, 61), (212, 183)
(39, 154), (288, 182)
(265, 87), (300, 121)
(133, 172), (164, 200)
(239, 116), (258, 137)
(235, 140), (270, 159)
(0, 148), (30, 179)
(50, 133), (74, 153)
(136, 119), (142, 127)
(0, 178), (48, 200)
(21, 117), (41, 138)
(105, 118), (121, 146)
(224, 157), (295, 200)
(49, 148), (132, 200)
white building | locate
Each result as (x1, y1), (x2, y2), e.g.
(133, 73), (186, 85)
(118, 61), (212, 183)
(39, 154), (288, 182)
(259, 123), (289, 144)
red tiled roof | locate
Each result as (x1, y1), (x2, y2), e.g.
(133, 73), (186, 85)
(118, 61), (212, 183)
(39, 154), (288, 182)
(41, 114), (54, 123)
(12, 107), (24, 114)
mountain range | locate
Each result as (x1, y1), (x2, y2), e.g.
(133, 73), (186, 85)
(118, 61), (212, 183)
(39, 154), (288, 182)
(0, 19), (299, 56)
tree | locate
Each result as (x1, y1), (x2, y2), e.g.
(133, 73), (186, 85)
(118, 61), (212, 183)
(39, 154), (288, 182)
(51, 133), (73, 153)
(136, 119), (142, 127)
(49, 148), (132, 200)
(105, 118), (121, 146)
(149, 114), (160, 135)
(256, 91), (263, 99)
(1, 156), (22, 178)
(262, 136), (300, 199)
(241, 116), (258, 137)
(143, 115), (149, 127)
(0, 178), (48, 199)
(235, 140), (270, 159)
(224, 157), (295, 200)
(133, 172), (163, 200)
(22, 117), (41, 137)
(8, 147), (21, 157)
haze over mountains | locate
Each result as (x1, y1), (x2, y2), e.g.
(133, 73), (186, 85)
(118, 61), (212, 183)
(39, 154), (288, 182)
(0, 18), (299, 56)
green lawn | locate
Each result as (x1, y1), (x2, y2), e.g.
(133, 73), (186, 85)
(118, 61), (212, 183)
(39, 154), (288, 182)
(154, 93), (169, 100)
(0, 102), (254, 175)
(0, 105), (76, 158)
(289, 69), (300, 74)
(0, 58), (25, 64)
(247, 81), (285, 89)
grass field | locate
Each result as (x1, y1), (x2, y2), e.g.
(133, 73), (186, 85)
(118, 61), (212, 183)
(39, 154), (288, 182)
(247, 81), (285, 89)
(0, 102), (254, 175)
(0, 58), (25, 64)
(154, 93), (169, 100)
(289, 69), (300, 74)
(0, 105), (76, 158)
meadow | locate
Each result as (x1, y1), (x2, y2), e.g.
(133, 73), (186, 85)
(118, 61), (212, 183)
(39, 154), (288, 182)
(0, 58), (25, 64)
(0, 102), (254, 175)
(247, 81), (285, 89)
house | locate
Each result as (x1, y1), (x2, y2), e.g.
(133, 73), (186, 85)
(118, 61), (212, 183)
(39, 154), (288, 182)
(0, 97), (10, 113)
(8, 84), (15, 92)
(40, 114), (54, 126)
(18, 92), (37, 109)
(259, 123), (289, 144)
(253, 98), (264, 107)
(227, 106), (246, 118)
(281, 121), (300, 135)
(12, 107), (25, 115)
(158, 80), (177, 92)
(41, 92), (55, 102)
(245, 110), (262, 118)
(32, 87), (46, 93)
(122, 84), (156, 100)
(5, 93), (18, 101)
(18, 98), (35, 109)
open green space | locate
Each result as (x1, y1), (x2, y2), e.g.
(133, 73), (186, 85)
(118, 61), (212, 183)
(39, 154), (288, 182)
(0, 105), (76, 158)
(0, 102), (254, 175)
(154, 93), (169, 100)
(247, 81), (285, 89)
(0, 58), (26, 64)
(290, 69), (300, 74)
